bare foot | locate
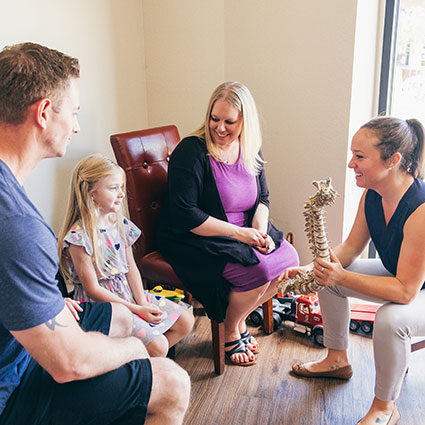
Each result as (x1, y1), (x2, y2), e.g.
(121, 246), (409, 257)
(225, 340), (255, 364)
(298, 348), (349, 372)
(245, 334), (259, 352)
(240, 331), (259, 353)
(357, 399), (397, 425)
(301, 357), (349, 373)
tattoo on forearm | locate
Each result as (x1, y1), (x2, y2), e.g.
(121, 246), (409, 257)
(45, 318), (68, 331)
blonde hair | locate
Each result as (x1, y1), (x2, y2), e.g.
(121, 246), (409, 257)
(189, 81), (264, 175)
(58, 153), (127, 281)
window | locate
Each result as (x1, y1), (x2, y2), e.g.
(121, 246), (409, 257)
(370, 0), (425, 258)
(379, 0), (425, 121)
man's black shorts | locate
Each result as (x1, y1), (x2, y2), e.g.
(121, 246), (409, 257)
(0, 302), (152, 425)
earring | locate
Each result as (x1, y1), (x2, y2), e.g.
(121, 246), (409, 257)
(388, 167), (392, 171)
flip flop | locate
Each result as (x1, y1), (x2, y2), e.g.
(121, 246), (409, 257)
(240, 330), (260, 354)
(225, 339), (256, 366)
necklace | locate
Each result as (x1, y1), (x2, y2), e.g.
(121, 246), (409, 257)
(218, 141), (239, 164)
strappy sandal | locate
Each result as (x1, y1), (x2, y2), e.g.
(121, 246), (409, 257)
(240, 330), (260, 354)
(225, 339), (256, 366)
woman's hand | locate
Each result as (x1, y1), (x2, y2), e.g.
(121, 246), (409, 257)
(283, 264), (312, 280)
(64, 298), (83, 322)
(255, 234), (275, 254)
(135, 304), (163, 324)
(314, 249), (346, 286)
(234, 227), (268, 247)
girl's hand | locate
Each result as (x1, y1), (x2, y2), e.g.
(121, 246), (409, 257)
(255, 234), (275, 254)
(64, 298), (83, 322)
(136, 304), (163, 324)
(235, 227), (268, 247)
(283, 264), (312, 280)
(314, 249), (346, 286)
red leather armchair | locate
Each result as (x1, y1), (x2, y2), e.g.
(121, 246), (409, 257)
(110, 125), (274, 374)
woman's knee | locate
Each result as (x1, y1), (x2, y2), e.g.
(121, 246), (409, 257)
(108, 303), (133, 337)
(374, 303), (410, 340)
(255, 281), (270, 297)
(284, 240), (300, 268)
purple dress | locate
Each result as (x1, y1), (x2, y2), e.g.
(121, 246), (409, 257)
(209, 155), (299, 292)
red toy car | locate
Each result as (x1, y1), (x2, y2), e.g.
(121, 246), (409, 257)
(249, 293), (379, 346)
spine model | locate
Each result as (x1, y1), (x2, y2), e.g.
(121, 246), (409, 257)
(279, 178), (338, 295)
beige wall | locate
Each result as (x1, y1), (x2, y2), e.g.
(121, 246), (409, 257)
(0, 0), (148, 232)
(143, 1), (225, 134)
(142, 0), (381, 262)
(343, 0), (383, 242)
(1, 0), (382, 263)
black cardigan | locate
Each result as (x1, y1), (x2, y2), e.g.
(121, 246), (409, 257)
(157, 136), (284, 322)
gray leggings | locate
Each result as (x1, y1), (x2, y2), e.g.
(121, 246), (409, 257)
(319, 258), (425, 401)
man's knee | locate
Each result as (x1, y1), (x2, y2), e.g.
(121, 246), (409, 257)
(149, 358), (191, 413)
(108, 303), (133, 337)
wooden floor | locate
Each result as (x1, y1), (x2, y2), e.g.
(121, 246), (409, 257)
(174, 304), (425, 425)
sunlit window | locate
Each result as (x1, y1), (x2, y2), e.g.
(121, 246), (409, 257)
(369, 0), (425, 258)
(382, 0), (425, 122)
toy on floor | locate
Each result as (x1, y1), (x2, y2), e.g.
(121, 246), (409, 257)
(249, 293), (379, 346)
(278, 178), (338, 295)
(348, 302), (379, 334)
(149, 285), (185, 302)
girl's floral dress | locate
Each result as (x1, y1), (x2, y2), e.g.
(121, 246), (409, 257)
(63, 217), (185, 345)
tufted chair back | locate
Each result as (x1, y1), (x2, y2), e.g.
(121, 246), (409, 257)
(110, 125), (276, 375)
(110, 125), (180, 266)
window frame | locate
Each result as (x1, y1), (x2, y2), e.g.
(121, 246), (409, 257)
(378, 0), (400, 115)
(369, 0), (400, 258)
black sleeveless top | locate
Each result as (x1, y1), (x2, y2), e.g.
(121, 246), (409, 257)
(365, 178), (425, 279)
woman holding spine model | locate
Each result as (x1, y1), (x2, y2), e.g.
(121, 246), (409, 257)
(285, 116), (425, 425)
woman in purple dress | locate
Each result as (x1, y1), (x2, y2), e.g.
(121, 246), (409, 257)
(157, 81), (299, 366)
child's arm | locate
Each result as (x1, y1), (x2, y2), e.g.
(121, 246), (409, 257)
(125, 246), (147, 306)
(68, 244), (162, 323)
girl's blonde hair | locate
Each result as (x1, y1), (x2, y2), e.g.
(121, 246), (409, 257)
(189, 81), (264, 175)
(58, 153), (127, 281)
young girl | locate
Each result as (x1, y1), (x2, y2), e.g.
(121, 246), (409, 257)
(58, 154), (194, 357)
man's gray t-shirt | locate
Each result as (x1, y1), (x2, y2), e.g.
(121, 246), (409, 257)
(0, 159), (64, 414)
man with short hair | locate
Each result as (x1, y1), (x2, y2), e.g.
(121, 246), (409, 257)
(0, 42), (190, 425)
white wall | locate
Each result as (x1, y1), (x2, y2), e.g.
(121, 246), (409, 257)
(141, 0), (381, 262)
(0, 0), (148, 232)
